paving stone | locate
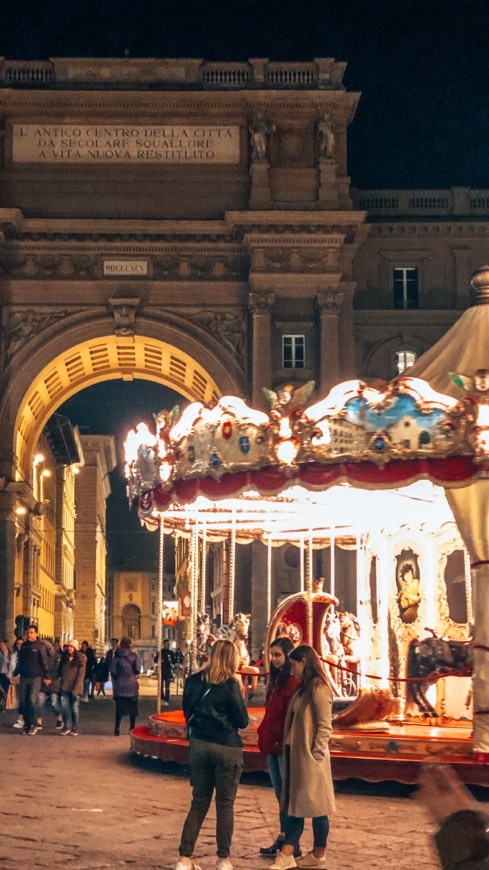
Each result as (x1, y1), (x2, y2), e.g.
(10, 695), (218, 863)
(0, 696), (483, 869)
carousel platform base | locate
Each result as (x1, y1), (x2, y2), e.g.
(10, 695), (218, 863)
(130, 710), (489, 786)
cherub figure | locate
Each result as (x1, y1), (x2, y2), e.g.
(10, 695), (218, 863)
(154, 405), (180, 446)
(450, 369), (489, 398)
(263, 380), (315, 420)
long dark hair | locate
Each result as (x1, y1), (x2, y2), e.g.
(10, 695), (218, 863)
(289, 643), (329, 696)
(268, 637), (294, 691)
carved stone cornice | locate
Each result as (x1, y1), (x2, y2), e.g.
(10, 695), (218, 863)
(0, 245), (247, 281)
(248, 291), (275, 314)
(249, 245), (341, 275)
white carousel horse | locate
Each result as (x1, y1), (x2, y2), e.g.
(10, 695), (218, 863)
(226, 612), (260, 696)
(196, 612), (217, 667)
(338, 611), (361, 696)
(322, 604), (347, 693)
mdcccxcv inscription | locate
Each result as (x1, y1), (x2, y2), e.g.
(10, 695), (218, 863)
(11, 124), (241, 163)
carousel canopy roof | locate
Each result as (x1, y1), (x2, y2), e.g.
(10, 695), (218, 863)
(409, 265), (489, 396)
(124, 268), (489, 537)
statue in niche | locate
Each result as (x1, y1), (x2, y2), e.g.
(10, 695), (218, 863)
(317, 114), (336, 160)
(396, 555), (422, 624)
(249, 115), (275, 161)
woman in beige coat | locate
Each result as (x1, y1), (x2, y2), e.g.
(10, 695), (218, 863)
(270, 644), (335, 870)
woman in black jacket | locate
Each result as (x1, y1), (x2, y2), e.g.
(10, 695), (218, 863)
(176, 639), (249, 870)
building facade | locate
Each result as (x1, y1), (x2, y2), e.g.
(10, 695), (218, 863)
(0, 56), (487, 642)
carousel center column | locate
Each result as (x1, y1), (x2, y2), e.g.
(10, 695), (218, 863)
(248, 291), (275, 657)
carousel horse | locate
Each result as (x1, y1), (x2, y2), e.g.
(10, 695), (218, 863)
(406, 629), (473, 716)
(226, 612), (260, 696)
(322, 605), (346, 692)
(338, 611), (361, 697)
(196, 613), (217, 666)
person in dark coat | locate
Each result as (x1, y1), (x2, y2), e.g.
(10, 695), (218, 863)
(94, 656), (109, 696)
(80, 640), (97, 700)
(58, 639), (87, 735)
(110, 636), (140, 736)
(161, 638), (176, 706)
(13, 624), (51, 735)
(38, 640), (63, 730)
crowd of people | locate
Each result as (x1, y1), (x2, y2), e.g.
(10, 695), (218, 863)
(0, 629), (143, 737)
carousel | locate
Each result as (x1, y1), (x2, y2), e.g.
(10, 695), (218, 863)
(125, 267), (489, 785)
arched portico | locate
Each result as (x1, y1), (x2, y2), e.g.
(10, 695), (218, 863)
(0, 313), (243, 638)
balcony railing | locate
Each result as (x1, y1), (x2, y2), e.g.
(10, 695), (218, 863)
(0, 57), (341, 89)
(351, 188), (489, 217)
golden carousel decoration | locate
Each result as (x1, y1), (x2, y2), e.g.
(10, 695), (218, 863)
(124, 343), (489, 783)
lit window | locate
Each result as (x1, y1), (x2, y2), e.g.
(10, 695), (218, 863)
(396, 350), (417, 374)
(393, 267), (419, 309)
(282, 335), (305, 369)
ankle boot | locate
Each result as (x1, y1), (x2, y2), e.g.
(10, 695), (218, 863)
(260, 835), (285, 856)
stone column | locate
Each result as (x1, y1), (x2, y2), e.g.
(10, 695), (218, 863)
(316, 291), (343, 394)
(248, 291), (275, 408)
(0, 491), (17, 640)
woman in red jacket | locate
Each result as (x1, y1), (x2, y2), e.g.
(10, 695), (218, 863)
(258, 637), (300, 859)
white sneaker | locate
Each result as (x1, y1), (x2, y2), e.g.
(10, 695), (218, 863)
(162, 700), (170, 706)
(270, 853), (297, 870)
(216, 861), (233, 870)
(12, 720), (23, 729)
(175, 861), (201, 870)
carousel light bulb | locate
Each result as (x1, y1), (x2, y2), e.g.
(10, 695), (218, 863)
(159, 461), (171, 482)
(279, 417), (292, 439)
(277, 439), (298, 464)
(15, 505), (27, 516)
(33, 453), (45, 466)
(477, 405), (489, 427)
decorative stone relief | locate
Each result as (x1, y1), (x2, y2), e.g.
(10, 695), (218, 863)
(248, 291), (275, 315)
(107, 298), (140, 336)
(316, 291), (344, 314)
(191, 310), (246, 361)
(4, 309), (70, 359)
(249, 115), (275, 162)
(250, 247), (332, 273)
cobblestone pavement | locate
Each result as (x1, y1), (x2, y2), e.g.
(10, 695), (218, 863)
(0, 689), (480, 869)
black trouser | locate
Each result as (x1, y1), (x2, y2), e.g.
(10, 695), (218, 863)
(18, 676), (42, 730)
(162, 677), (171, 703)
(179, 739), (244, 859)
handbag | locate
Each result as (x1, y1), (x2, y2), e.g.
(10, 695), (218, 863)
(6, 682), (18, 710)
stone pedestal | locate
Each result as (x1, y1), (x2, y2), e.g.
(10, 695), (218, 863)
(249, 161), (272, 209)
(317, 157), (339, 209)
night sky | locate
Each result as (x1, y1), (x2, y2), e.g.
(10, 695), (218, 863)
(4, 0), (489, 563)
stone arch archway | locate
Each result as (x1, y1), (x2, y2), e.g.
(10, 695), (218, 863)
(0, 313), (244, 638)
(0, 314), (244, 480)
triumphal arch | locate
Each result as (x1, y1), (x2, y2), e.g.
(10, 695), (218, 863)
(0, 57), (367, 639)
